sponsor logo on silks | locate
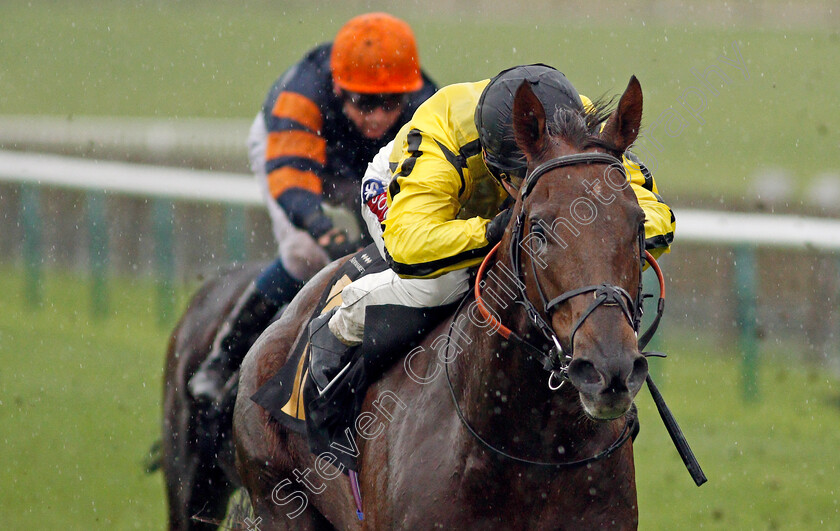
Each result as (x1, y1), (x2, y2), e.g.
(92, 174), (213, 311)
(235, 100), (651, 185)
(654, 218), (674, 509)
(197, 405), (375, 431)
(362, 180), (389, 222)
(362, 180), (385, 201)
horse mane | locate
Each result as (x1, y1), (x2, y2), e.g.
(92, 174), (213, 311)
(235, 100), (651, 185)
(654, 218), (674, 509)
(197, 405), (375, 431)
(548, 96), (624, 154)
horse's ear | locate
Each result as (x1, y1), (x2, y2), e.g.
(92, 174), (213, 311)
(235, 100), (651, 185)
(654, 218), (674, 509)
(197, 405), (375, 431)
(601, 75), (643, 152)
(513, 82), (547, 160)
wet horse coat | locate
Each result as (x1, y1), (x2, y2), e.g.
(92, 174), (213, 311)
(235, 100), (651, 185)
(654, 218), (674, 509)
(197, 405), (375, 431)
(234, 77), (651, 529)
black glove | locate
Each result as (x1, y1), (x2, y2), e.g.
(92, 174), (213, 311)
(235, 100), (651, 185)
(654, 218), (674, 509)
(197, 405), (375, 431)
(302, 212), (334, 240)
(485, 207), (513, 245)
(318, 228), (358, 260)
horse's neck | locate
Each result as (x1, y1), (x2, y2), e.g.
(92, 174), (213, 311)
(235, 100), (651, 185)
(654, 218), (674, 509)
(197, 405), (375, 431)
(448, 261), (599, 461)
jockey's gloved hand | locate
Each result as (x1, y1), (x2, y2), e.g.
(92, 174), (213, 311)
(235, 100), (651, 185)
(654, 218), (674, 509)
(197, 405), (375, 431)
(302, 212), (334, 240)
(485, 207), (514, 245)
(318, 228), (357, 260)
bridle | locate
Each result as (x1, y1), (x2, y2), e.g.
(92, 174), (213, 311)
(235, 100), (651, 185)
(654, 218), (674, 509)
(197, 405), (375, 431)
(444, 151), (667, 468)
(476, 152), (665, 388)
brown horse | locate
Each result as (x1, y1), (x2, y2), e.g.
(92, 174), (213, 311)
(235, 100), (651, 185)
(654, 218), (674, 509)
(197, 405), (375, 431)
(234, 77), (650, 529)
(160, 262), (264, 530)
(158, 221), (365, 528)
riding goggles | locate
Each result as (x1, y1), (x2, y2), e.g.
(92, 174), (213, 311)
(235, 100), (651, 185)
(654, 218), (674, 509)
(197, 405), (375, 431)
(344, 91), (408, 112)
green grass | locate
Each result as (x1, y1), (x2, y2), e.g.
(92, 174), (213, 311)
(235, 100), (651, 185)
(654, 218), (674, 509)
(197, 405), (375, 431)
(0, 267), (196, 529)
(1, 266), (839, 529)
(1, 1), (838, 201)
(636, 334), (840, 529)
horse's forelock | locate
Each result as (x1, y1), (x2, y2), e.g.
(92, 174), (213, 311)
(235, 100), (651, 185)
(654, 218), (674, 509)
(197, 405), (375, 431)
(547, 98), (620, 153)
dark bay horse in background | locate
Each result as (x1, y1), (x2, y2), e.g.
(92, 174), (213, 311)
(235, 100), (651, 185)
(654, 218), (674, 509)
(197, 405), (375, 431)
(234, 77), (651, 529)
(160, 262), (264, 530)
(159, 214), (363, 529)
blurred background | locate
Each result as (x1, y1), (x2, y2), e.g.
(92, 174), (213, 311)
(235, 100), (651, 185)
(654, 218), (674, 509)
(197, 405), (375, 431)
(1, 0), (838, 529)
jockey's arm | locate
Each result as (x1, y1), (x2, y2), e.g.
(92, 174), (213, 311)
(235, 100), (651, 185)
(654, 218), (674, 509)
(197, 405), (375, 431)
(264, 90), (334, 239)
(622, 153), (675, 260)
(383, 129), (492, 280)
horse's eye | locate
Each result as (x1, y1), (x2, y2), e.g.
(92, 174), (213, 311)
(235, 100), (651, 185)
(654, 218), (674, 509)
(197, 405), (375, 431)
(530, 221), (544, 236)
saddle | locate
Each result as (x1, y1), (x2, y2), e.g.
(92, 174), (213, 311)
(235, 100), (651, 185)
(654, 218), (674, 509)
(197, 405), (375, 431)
(251, 244), (455, 471)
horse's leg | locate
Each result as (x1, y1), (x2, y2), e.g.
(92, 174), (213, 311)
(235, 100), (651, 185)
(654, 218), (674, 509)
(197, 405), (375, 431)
(163, 362), (237, 530)
(161, 267), (260, 530)
(181, 456), (236, 530)
(162, 328), (207, 531)
(162, 397), (193, 528)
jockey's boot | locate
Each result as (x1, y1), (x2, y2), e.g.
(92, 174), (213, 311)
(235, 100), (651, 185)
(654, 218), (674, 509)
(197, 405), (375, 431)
(188, 283), (281, 404)
(308, 308), (357, 393)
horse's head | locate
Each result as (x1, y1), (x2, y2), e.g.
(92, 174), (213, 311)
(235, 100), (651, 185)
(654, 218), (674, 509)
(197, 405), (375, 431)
(508, 77), (649, 420)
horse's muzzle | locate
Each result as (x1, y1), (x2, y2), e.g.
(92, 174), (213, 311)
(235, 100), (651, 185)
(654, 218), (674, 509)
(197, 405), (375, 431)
(567, 351), (648, 419)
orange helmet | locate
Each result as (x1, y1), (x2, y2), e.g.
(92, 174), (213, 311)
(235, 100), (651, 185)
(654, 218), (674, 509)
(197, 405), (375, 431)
(331, 13), (423, 94)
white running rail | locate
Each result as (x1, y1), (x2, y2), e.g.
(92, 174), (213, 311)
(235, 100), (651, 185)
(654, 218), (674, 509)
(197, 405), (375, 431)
(2, 149), (840, 250)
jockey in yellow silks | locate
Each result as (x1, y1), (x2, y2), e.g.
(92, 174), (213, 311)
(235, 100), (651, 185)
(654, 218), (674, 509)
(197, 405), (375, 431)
(308, 64), (675, 392)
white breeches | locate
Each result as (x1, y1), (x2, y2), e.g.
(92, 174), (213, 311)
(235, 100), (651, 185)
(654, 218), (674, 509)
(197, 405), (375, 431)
(328, 267), (471, 345)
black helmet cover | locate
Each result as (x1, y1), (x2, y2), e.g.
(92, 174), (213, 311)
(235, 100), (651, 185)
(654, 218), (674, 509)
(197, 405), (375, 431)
(475, 64), (583, 184)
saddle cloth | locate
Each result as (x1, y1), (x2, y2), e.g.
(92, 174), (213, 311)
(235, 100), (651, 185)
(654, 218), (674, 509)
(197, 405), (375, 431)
(250, 244), (389, 433)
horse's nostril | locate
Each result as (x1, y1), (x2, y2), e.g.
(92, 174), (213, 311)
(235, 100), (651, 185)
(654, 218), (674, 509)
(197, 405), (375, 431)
(568, 359), (602, 387)
(628, 356), (649, 389)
